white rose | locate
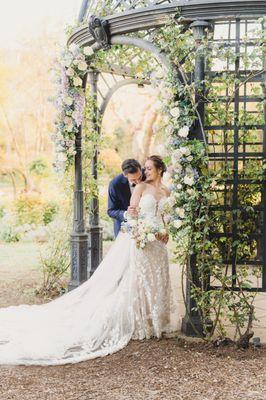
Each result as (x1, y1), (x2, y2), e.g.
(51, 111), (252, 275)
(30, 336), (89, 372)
(62, 58), (72, 67)
(77, 61), (87, 71)
(185, 166), (193, 175)
(173, 219), (183, 229)
(179, 147), (191, 156)
(170, 107), (180, 118)
(186, 188), (195, 195)
(167, 196), (176, 207)
(68, 147), (76, 156)
(155, 68), (165, 79)
(64, 96), (73, 106)
(165, 126), (174, 135)
(176, 183), (182, 190)
(171, 160), (181, 171)
(64, 116), (72, 124)
(184, 175), (194, 186)
(83, 46), (94, 56)
(187, 155), (193, 162)
(178, 126), (189, 138)
(172, 148), (182, 158)
(175, 207), (185, 218)
(147, 233), (156, 242)
(66, 123), (74, 132)
(73, 77), (82, 86)
(66, 68), (74, 77)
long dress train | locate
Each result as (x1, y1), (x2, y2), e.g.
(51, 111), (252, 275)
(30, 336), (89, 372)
(0, 194), (172, 365)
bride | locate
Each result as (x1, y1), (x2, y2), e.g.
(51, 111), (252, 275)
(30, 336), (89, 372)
(0, 155), (174, 365)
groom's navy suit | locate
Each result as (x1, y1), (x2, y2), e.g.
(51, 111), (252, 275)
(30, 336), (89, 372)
(108, 174), (131, 237)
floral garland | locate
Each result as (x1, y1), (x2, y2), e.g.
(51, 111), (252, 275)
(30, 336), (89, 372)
(150, 66), (209, 250)
(52, 43), (94, 173)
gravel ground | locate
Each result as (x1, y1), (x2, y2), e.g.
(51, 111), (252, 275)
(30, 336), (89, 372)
(0, 243), (266, 400)
(0, 339), (265, 400)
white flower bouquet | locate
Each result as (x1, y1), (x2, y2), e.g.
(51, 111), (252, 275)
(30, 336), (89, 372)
(121, 216), (167, 249)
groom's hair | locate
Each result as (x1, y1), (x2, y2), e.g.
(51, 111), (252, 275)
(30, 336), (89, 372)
(121, 159), (141, 175)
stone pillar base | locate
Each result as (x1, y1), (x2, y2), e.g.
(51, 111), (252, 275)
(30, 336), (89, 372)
(181, 314), (204, 337)
(68, 232), (88, 291)
(181, 315), (213, 337)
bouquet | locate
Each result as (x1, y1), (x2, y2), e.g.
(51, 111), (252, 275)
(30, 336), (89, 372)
(121, 215), (167, 249)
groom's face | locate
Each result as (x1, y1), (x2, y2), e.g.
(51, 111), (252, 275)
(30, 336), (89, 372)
(125, 169), (142, 186)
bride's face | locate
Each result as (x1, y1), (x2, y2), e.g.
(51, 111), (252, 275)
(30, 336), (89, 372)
(144, 160), (161, 182)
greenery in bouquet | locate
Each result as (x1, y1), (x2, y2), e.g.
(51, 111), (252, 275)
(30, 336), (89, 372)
(122, 215), (167, 249)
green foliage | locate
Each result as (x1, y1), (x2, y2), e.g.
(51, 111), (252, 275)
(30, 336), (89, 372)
(29, 159), (48, 177)
(42, 202), (59, 225)
(14, 194), (44, 225)
(14, 194), (58, 226)
(1, 227), (20, 243)
(0, 205), (5, 219)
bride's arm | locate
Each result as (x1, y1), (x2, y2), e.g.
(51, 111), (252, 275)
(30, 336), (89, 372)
(130, 183), (145, 208)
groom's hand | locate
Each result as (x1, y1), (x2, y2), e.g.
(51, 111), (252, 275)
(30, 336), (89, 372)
(127, 206), (138, 218)
(156, 233), (169, 244)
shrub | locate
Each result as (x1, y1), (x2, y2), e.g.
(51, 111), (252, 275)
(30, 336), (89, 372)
(0, 205), (5, 219)
(14, 193), (44, 225)
(36, 216), (70, 298)
(14, 194), (59, 226)
(42, 202), (59, 225)
(1, 227), (20, 243)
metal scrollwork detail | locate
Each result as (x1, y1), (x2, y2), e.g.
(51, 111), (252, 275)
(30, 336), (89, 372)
(89, 15), (110, 50)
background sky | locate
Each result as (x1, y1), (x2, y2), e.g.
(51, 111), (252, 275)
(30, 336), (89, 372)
(0, 0), (81, 48)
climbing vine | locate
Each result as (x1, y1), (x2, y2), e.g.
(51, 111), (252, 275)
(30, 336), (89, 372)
(53, 15), (265, 345)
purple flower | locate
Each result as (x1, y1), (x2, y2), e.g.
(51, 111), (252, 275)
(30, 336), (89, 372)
(72, 93), (85, 126)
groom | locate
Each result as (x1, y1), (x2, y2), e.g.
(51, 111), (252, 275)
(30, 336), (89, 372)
(108, 159), (143, 237)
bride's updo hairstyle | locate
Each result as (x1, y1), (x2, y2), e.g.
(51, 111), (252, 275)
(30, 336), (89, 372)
(147, 155), (167, 177)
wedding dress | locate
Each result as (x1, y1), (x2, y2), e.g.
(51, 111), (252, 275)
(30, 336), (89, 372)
(0, 194), (172, 365)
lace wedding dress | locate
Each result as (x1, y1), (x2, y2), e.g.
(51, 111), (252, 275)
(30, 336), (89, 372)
(0, 194), (172, 365)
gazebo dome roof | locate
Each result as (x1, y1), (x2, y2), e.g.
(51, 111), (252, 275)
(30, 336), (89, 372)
(78, 0), (266, 22)
(70, 0), (266, 47)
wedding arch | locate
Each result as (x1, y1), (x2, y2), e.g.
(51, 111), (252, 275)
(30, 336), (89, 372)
(54, 0), (266, 337)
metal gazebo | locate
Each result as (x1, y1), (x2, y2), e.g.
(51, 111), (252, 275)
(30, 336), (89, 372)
(66, 0), (266, 335)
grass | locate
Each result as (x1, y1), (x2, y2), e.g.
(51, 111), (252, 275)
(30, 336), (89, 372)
(0, 242), (42, 270)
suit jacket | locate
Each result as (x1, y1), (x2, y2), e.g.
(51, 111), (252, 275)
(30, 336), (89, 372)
(107, 174), (131, 237)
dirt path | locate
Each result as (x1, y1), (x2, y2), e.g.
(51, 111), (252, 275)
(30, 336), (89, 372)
(0, 339), (265, 400)
(0, 243), (266, 400)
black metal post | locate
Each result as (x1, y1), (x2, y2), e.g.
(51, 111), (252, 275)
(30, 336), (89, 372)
(87, 71), (103, 277)
(181, 20), (210, 337)
(68, 75), (89, 291)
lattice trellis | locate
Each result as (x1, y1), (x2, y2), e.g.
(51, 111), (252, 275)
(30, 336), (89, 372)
(205, 19), (265, 291)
